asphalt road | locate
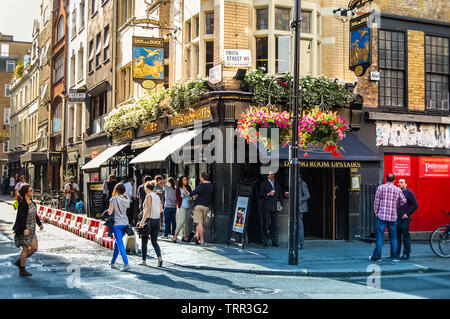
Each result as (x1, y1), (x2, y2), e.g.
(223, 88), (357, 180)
(1, 202), (450, 301)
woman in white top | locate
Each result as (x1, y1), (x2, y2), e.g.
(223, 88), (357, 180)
(138, 181), (163, 267)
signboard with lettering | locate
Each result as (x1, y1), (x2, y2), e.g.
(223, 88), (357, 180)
(392, 155), (411, 177)
(87, 182), (105, 219)
(112, 129), (134, 144)
(132, 36), (164, 84)
(419, 157), (450, 178)
(282, 160), (362, 168)
(136, 119), (167, 137)
(224, 49), (252, 67)
(169, 106), (212, 128)
(209, 64), (222, 84)
(69, 89), (87, 102)
(349, 13), (371, 77)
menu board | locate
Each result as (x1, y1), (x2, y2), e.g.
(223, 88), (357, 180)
(87, 182), (105, 219)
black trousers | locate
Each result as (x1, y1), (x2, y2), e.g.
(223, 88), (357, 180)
(397, 218), (411, 256)
(262, 210), (278, 244)
(141, 218), (161, 260)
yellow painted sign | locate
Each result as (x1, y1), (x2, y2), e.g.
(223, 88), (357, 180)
(170, 107), (212, 128)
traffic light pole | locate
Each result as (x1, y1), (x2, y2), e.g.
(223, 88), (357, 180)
(288, 0), (302, 265)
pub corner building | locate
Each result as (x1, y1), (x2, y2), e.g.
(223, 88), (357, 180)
(79, 6), (449, 248)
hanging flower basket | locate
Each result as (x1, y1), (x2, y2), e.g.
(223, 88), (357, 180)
(237, 107), (292, 151)
(298, 106), (349, 158)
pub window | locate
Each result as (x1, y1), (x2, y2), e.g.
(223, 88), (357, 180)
(275, 7), (291, 31)
(256, 8), (268, 30)
(205, 41), (214, 76)
(205, 12), (214, 35)
(276, 36), (290, 74)
(379, 30), (405, 108)
(256, 37), (268, 71)
(425, 35), (449, 111)
(301, 11), (311, 34)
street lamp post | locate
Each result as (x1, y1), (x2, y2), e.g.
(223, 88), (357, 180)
(288, 0), (302, 265)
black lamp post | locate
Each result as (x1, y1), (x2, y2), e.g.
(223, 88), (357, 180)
(288, 0), (302, 265)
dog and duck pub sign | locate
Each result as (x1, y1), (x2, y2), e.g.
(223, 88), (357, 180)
(349, 12), (372, 77)
(132, 36), (164, 89)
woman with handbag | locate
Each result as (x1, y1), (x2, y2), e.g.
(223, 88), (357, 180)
(108, 183), (131, 272)
(173, 176), (192, 243)
(12, 184), (44, 276)
(138, 181), (163, 267)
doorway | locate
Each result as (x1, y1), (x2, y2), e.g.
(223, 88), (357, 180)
(300, 167), (350, 240)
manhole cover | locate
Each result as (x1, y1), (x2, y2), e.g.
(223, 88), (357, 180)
(230, 287), (279, 295)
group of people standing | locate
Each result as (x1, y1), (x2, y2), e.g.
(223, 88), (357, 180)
(0, 174), (27, 198)
(104, 172), (214, 272)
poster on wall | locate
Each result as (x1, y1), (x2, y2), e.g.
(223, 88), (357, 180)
(419, 157), (450, 178)
(392, 155), (411, 177)
(232, 196), (249, 234)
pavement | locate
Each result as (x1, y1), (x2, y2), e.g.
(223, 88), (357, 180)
(2, 195), (449, 277)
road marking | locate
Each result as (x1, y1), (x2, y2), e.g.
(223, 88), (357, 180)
(105, 284), (160, 299)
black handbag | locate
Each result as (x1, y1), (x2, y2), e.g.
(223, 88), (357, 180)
(125, 225), (134, 236)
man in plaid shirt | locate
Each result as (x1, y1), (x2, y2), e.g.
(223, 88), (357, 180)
(370, 173), (407, 262)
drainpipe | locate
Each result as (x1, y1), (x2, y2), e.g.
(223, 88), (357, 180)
(111, 0), (117, 116)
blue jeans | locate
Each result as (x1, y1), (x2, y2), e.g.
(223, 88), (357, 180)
(112, 225), (129, 265)
(164, 207), (177, 236)
(372, 217), (399, 260)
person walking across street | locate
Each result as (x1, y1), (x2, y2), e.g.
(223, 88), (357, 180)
(396, 179), (419, 260)
(370, 173), (407, 262)
(173, 176), (192, 243)
(163, 177), (177, 238)
(64, 176), (79, 213)
(297, 177), (310, 250)
(191, 173), (214, 246)
(258, 172), (287, 247)
(12, 184), (44, 276)
(138, 181), (163, 267)
(108, 183), (131, 272)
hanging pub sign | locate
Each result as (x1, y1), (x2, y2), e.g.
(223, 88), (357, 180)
(349, 12), (372, 77)
(132, 36), (164, 89)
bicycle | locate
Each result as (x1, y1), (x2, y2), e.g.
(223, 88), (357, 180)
(430, 210), (450, 258)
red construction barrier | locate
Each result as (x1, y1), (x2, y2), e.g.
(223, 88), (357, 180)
(50, 210), (62, 226)
(43, 208), (54, 223)
(37, 206), (45, 219)
(86, 220), (100, 241)
(61, 213), (72, 231)
(101, 226), (115, 250)
(71, 216), (84, 236)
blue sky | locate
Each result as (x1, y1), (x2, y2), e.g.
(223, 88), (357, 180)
(0, 0), (41, 42)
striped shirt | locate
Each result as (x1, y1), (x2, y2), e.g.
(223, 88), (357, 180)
(374, 182), (407, 222)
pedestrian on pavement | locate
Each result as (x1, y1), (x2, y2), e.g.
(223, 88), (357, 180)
(108, 183), (131, 272)
(191, 172), (214, 246)
(64, 176), (79, 213)
(163, 177), (177, 238)
(12, 184), (44, 276)
(102, 178), (109, 211)
(106, 175), (117, 205)
(138, 175), (153, 214)
(297, 177), (310, 250)
(370, 173), (407, 262)
(154, 175), (166, 231)
(258, 171), (287, 247)
(138, 181), (163, 267)
(124, 177), (137, 225)
(15, 175), (27, 197)
(173, 176), (193, 243)
(396, 179), (419, 260)
(10, 175), (16, 198)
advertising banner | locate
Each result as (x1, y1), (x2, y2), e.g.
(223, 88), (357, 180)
(232, 196), (249, 233)
(392, 155), (411, 177)
(419, 157), (450, 178)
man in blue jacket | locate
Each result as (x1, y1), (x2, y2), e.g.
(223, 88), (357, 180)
(397, 179), (419, 260)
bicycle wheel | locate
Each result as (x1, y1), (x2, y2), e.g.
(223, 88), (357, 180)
(430, 226), (450, 258)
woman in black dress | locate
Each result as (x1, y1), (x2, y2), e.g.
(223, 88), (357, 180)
(12, 184), (44, 276)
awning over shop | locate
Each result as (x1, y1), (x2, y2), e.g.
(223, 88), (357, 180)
(261, 132), (380, 162)
(81, 144), (128, 171)
(130, 129), (203, 165)
(20, 152), (47, 164)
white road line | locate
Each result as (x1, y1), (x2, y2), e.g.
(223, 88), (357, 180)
(105, 284), (160, 299)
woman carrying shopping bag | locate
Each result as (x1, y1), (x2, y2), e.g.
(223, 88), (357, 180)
(108, 183), (131, 272)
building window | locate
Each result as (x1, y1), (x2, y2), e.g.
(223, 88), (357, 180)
(104, 25), (110, 61)
(164, 64), (169, 88)
(3, 141), (9, 153)
(4, 108), (10, 125)
(121, 66), (131, 102)
(78, 48), (84, 81)
(193, 16), (199, 39)
(70, 54), (76, 87)
(57, 17), (64, 42)
(256, 8), (268, 30)
(91, 91), (107, 119)
(120, 0), (134, 26)
(275, 7), (291, 31)
(79, 0), (85, 30)
(96, 32), (101, 67)
(71, 8), (77, 36)
(54, 53), (65, 83)
(256, 37), (268, 71)
(91, 0), (97, 16)
(205, 41), (214, 76)
(301, 11), (311, 34)
(5, 84), (11, 97)
(1, 44), (9, 57)
(425, 36), (449, 111)
(276, 36), (290, 73)
(163, 41), (169, 60)
(379, 30), (405, 108)
(6, 60), (15, 73)
(43, 6), (49, 25)
(52, 103), (63, 133)
(2, 164), (8, 176)
(88, 39), (94, 73)
(186, 20), (191, 43)
(205, 12), (214, 34)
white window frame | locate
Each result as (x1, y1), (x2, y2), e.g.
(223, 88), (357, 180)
(4, 108), (10, 125)
(54, 53), (65, 83)
(5, 84), (11, 97)
(6, 60), (15, 73)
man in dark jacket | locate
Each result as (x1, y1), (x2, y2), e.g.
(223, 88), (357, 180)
(396, 179), (419, 260)
(258, 172), (287, 247)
